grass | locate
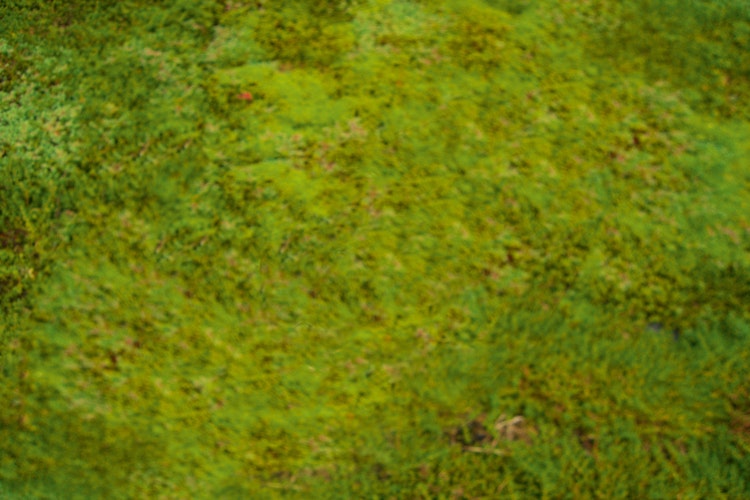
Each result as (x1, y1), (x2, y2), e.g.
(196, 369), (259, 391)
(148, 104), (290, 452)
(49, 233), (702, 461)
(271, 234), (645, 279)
(1, 0), (749, 497)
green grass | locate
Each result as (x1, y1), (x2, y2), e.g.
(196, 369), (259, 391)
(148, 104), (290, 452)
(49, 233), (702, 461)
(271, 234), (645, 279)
(2, 0), (749, 497)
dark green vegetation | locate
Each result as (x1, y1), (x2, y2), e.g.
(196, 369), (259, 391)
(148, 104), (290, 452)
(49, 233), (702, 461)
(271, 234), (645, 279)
(2, 0), (749, 497)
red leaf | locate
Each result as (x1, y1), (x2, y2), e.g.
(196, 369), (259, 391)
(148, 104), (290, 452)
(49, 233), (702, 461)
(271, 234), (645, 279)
(237, 92), (253, 101)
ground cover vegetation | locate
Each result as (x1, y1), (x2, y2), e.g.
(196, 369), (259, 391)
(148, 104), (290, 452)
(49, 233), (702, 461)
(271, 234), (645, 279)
(1, 0), (749, 497)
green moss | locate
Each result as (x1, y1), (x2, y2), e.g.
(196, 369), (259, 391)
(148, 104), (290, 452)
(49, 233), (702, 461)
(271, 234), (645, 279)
(1, 0), (749, 497)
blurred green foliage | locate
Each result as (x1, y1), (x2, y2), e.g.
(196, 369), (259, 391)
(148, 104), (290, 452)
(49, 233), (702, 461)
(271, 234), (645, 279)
(1, 0), (749, 497)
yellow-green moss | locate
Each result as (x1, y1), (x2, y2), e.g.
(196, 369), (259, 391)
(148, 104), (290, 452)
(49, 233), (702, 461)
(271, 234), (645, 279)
(1, 0), (749, 497)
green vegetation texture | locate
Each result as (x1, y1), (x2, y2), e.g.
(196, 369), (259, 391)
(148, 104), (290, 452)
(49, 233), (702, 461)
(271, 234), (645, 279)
(1, 0), (749, 497)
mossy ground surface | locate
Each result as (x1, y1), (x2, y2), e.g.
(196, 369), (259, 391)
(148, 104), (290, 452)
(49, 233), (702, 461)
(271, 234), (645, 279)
(1, 0), (749, 498)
